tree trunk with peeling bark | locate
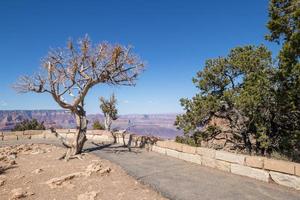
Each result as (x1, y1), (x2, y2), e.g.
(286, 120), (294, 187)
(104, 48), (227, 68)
(73, 111), (87, 155)
(60, 106), (88, 158)
(14, 35), (144, 157)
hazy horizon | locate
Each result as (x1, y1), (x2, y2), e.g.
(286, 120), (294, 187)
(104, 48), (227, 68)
(0, 109), (182, 116)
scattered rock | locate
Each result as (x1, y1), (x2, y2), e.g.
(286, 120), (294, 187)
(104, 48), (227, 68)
(77, 191), (98, 200)
(10, 188), (34, 199)
(0, 144), (36, 164)
(9, 160), (16, 165)
(86, 162), (102, 174)
(30, 149), (46, 155)
(99, 167), (111, 175)
(45, 162), (111, 189)
(32, 168), (43, 174)
(8, 153), (17, 160)
(27, 191), (34, 196)
(85, 161), (111, 176)
(10, 188), (25, 199)
(0, 166), (6, 174)
(0, 179), (5, 186)
(45, 172), (83, 189)
(1, 144), (163, 200)
(0, 155), (6, 161)
(45, 147), (53, 153)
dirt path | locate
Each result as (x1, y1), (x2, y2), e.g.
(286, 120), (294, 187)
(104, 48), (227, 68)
(1, 139), (300, 200)
(0, 143), (166, 200)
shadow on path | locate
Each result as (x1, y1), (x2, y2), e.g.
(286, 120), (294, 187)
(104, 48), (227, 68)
(84, 142), (143, 155)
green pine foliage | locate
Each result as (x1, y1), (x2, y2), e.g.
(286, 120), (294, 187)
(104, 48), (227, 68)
(92, 120), (105, 130)
(13, 119), (45, 131)
(175, 0), (300, 161)
(265, 0), (300, 160)
(175, 45), (275, 153)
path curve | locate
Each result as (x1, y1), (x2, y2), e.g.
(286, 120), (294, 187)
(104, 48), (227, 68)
(1, 139), (300, 200)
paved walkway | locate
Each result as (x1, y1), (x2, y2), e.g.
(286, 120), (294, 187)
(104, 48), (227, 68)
(1, 139), (300, 200)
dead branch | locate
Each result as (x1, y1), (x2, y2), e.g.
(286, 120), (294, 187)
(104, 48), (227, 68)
(13, 35), (144, 155)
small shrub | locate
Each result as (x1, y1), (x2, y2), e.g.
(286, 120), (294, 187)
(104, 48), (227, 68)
(13, 119), (45, 131)
(92, 120), (105, 130)
(175, 135), (198, 147)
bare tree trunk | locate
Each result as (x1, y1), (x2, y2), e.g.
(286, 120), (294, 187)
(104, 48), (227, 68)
(104, 114), (112, 131)
(71, 110), (87, 155)
(55, 108), (88, 160)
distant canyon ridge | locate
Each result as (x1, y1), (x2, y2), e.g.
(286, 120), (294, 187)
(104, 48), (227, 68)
(0, 110), (182, 139)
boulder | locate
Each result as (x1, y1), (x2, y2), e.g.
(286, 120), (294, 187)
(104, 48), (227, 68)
(10, 188), (34, 199)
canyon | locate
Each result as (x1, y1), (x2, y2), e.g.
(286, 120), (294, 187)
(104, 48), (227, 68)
(0, 110), (182, 139)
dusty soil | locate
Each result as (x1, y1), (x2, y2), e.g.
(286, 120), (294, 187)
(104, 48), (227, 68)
(0, 144), (166, 200)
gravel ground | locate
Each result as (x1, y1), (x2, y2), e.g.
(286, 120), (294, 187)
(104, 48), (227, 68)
(0, 143), (166, 200)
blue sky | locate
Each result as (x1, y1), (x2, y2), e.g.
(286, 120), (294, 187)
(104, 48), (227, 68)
(0, 0), (280, 114)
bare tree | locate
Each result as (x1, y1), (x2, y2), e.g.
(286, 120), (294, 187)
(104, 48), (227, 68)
(14, 35), (144, 158)
(99, 94), (118, 131)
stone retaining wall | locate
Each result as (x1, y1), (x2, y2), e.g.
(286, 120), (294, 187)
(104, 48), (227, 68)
(0, 129), (157, 148)
(0, 130), (115, 143)
(152, 140), (300, 190)
(1, 130), (299, 190)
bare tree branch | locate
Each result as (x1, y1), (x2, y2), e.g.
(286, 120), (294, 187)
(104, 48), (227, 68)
(14, 35), (144, 113)
(13, 35), (145, 155)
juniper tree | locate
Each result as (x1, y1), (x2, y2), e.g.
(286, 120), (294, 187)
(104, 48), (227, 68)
(14, 35), (144, 158)
(175, 45), (276, 154)
(175, 0), (300, 160)
(266, 0), (300, 159)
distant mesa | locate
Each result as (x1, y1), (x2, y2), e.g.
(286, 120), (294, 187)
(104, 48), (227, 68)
(0, 110), (182, 139)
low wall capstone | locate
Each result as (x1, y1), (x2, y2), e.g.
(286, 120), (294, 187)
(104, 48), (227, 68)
(152, 140), (300, 191)
(0, 129), (156, 149)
